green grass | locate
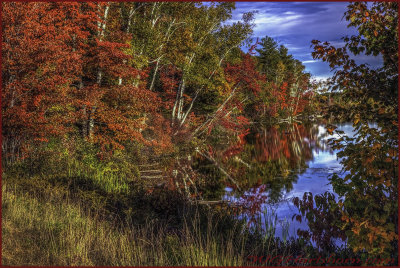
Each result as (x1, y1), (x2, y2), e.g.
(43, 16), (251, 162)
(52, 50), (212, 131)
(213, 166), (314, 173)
(3, 174), (367, 266)
(1, 148), (360, 266)
(2, 179), (252, 266)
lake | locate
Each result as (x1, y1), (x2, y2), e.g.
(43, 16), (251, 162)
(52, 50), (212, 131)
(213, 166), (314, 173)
(223, 122), (356, 244)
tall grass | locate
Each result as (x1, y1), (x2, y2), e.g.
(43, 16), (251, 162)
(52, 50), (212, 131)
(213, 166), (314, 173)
(65, 157), (132, 194)
(3, 175), (361, 266)
(1, 143), (338, 266)
(1, 141), (364, 266)
(2, 180), (251, 266)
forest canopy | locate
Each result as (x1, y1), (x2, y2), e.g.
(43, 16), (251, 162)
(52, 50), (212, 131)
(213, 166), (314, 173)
(1, 1), (398, 266)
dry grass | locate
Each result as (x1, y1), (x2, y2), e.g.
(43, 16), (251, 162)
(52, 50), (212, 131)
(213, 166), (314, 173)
(2, 181), (249, 266)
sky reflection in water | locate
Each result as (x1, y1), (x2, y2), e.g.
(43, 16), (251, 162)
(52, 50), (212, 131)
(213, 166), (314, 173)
(224, 122), (356, 246)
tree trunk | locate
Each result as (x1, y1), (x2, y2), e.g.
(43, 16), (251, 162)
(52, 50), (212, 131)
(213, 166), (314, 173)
(149, 58), (160, 91)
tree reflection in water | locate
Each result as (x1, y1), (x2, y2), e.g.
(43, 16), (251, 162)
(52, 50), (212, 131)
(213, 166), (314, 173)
(227, 122), (329, 205)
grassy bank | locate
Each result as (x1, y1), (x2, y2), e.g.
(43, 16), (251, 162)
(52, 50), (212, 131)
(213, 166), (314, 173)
(3, 176), (364, 266)
(2, 172), (323, 266)
(1, 151), (358, 266)
(2, 179), (249, 266)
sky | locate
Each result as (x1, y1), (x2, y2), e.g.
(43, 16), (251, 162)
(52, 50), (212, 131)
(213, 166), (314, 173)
(228, 2), (383, 81)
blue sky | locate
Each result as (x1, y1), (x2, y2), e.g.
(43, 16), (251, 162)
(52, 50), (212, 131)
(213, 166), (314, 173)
(228, 2), (382, 81)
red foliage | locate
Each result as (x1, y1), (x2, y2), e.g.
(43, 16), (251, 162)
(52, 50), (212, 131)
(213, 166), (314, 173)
(222, 127), (249, 159)
(2, 2), (172, 160)
(2, 2), (96, 158)
(292, 192), (347, 250)
(224, 53), (266, 95)
(159, 64), (182, 110)
(254, 124), (313, 166)
(239, 183), (268, 225)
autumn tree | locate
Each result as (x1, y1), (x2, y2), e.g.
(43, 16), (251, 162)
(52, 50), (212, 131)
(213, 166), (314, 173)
(162, 3), (254, 130)
(255, 36), (312, 121)
(77, 2), (172, 154)
(311, 1), (398, 259)
(118, 3), (256, 196)
(2, 2), (93, 162)
(2, 2), (172, 164)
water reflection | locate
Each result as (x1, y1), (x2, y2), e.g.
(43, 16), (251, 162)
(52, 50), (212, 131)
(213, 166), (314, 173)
(233, 123), (330, 203)
(223, 122), (352, 243)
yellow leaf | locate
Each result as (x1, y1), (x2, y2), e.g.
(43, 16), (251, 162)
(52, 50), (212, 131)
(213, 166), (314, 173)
(372, 143), (381, 149)
(368, 233), (374, 244)
(388, 149), (397, 157)
(326, 125), (337, 135)
(353, 114), (360, 125)
(352, 226), (360, 235)
(366, 156), (374, 163)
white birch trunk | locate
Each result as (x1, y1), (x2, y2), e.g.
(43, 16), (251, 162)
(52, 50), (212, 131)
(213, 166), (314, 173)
(90, 3), (110, 140)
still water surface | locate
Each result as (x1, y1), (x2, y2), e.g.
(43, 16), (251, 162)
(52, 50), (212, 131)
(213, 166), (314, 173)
(223, 122), (355, 242)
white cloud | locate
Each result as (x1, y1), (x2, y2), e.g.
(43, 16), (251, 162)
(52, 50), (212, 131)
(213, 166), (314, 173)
(254, 14), (302, 25)
(284, 11), (296, 15)
(252, 13), (305, 37)
(313, 75), (331, 82)
(230, 2), (382, 78)
(327, 40), (346, 47)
